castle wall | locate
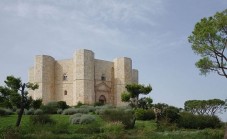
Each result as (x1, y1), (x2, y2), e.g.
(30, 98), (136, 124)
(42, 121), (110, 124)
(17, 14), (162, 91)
(28, 67), (34, 98)
(94, 59), (114, 104)
(132, 69), (139, 83)
(34, 55), (55, 104)
(29, 49), (138, 106)
(73, 49), (95, 105)
(114, 57), (132, 106)
(55, 59), (73, 105)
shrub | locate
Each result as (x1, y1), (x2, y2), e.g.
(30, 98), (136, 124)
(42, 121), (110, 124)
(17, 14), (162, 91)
(102, 121), (124, 133)
(76, 101), (83, 107)
(31, 99), (42, 109)
(69, 114), (96, 124)
(62, 108), (77, 115)
(1, 126), (21, 139)
(79, 114), (96, 124)
(57, 109), (63, 114)
(25, 108), (35, 115)
(40, 102), (58, 114)
(80, 105), (95, 112)
(101, 108), (135, 129)
(34, 109), (43, 115)
(135, 108), (155, 120)
(0, 108), (5, 116)
(57, 101), (69, 110)
(30, 114), (55, 125)
(177, 112), (221, 129)
(94, 102), (104, 106)
(0, 108), (13, 116)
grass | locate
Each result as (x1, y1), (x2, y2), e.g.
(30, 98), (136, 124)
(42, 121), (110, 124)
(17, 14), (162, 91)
(0, 114), (225, 139)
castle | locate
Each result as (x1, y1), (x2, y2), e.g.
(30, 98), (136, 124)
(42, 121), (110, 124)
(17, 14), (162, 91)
(28, 49), (138, 106)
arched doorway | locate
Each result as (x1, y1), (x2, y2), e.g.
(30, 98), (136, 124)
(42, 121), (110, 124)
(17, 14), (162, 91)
(99, 95), (106, 104)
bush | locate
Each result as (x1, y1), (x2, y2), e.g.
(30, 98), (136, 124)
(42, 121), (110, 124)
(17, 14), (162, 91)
(69, 114), (96, 124)
(177, 112), (221, 129)
(94, 102), (104, 106)
(79, 114), (96, 124)
(80, 105), (95, 112)
(25, 108), (35, 115)
(30, 114), (55, 125)
(0, 108), (5, 116)
(31, 99), (42, 109)
(40, 102), (58, 114)
(102, 121), (124, 133)
(0, 108), (13, 116)
(101, 108), (135, 129)
(34, 109), (43, 115)
(57, 109), (63, 114)
(62, 108), (77, 115)
(57, 101), (69, 110)
(135, 108), (155, 120)
(1, 126), (21, 139)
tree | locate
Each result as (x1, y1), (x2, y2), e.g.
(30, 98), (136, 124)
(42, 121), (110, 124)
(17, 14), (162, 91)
(0, 76), (38, 127)
(121, 83), (152, 108)
(188, 9), (227, 78)
(184, 99), (227, 116)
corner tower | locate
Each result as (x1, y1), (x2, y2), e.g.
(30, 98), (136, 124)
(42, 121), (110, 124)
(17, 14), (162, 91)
(33, 55), (55, 104)
(73, 49), (95, 105)
(114, 57), (132, 106)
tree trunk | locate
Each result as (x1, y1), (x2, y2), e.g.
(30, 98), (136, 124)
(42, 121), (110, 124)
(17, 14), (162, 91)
(16, 83), (25, 127)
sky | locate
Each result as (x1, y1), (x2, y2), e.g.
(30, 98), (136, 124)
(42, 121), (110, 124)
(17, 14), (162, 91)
(0, 0), (226, 121)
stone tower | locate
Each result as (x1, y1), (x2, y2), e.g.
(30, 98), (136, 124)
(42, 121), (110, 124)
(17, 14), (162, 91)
(73, 49), (95, 105)
(31, 55), (55, 104)
(113, 57), (132, 106)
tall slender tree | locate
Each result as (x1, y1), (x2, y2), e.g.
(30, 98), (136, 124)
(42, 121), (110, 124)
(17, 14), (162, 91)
(0, 76), (38, 127)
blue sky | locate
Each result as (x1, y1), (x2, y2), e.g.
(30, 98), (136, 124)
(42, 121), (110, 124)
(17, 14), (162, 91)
(0, 0), (226, 121)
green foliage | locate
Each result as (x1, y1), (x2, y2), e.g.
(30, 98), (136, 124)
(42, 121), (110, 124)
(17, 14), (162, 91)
(25, 108), (35, 115)
(41, 102), (58, 114)
(62, 108), (77, 115)
(125, 83), (152, 98)
(188, 9), (227, 77)
(184, 99), (226, 116)
(135, 108), (155, 120)
(0, 75), (38, 127)
(177, 112), (221, 129)
(121, 92), (131, 102)
(57, 101), (69, 110)
(121, 83), (152, 108)
(138, 97), (153, 109)
(153, 103), (180, 123)
(102, 121), (124, 134)
(101, 108), (135, 129)
(30, 114), (55, 125)
(62, 107), (89, 115)
(80, 105), (95, 112)
(0, 108), (13, 116)
(0, 126), (21, 139)
(94, 101), (104, 106)
(57, 109), (63, 114)
(76, 101), (83, 107)
(79, 114), (96, 124)
(34, 109), (43, 115)
(31, 99), (42, 109)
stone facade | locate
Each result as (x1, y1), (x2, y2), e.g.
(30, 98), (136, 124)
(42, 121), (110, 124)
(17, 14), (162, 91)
(28, 49), (138, 106)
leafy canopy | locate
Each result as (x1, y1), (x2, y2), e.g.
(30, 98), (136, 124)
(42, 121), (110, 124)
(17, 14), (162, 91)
(184, 99), (227, 116)
(188, 9), (227, 78)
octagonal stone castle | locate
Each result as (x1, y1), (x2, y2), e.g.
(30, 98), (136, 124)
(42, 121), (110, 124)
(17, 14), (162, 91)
(28, 49), (138, 106)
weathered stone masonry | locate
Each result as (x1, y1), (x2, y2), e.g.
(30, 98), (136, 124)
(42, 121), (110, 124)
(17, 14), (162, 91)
(28, 49), (138, 106)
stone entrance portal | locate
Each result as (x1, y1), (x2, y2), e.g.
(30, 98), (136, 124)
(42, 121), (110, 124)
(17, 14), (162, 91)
(99, 95), (106, 104)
